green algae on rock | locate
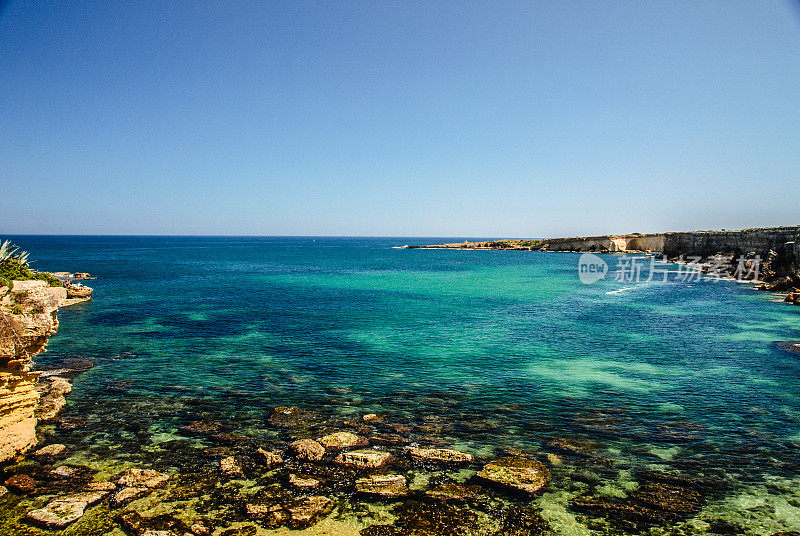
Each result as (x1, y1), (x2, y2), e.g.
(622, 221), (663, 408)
(476, 458), (552, 495)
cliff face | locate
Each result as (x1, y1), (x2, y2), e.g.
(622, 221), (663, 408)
(661, 227), (800, 261)
(411, 226), (800, 283)
(0, 280), (65, 462)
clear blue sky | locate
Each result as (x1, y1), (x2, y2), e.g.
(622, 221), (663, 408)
(2, 1), (799, 237)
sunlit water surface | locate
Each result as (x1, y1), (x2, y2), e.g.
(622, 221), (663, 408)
(6, 236), (800, 534)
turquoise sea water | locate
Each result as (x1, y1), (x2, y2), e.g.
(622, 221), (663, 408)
(7, 236), (800, 534)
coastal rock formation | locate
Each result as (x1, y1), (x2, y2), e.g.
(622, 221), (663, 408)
(406, 447), (474, 465)
(0, 280), (64, 462)
(476, 458), (552, 495)
(355, 474), (408, 499)
(65, 283), (93, 299)
(410, 226), (800, 284)
(26, 490), (108, 528)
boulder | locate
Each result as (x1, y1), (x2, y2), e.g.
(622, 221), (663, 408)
(85, 481), (117, 491)
(65, 285), (93, 299)
(33, 443), (68, 460)
(256, 447), (283, 468)
(356, 474), (408, 499)
(35, 376), (73, 422)
(26, 491), (106, 528)
(112, 468), (170, 488)
(476, 458), (551, 495)
(289, 439), (326, 461)
(334, 449), (393, 469)
(4, 473), (36, 493)
(111, 486), (150, 507)
(285, 496), (335, 528)
(407, 447), (474, 465)
(289, 473), (320, 489)
(318, 431), (369, 451)
(220, 456), (244, 478)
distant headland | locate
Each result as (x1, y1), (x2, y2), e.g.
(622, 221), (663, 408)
(407, 225), (800, 295)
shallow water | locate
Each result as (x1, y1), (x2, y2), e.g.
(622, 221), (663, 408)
(4, 236), (800, 534)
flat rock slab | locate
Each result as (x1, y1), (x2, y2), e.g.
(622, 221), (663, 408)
(476, 458), (551, 495)
(26, 491), (106, 528)
(4, 474), (36, 493)
(86, 481), (117, 491)
(112, 468), (169, 488)
(407, 447), (474, 465)
(289, 474), (321, 489)
(356, 474), (408, 498)
(111, 486), (150, 507)
(334, 449), (393, 469)
(285, 496), (334, 528)
(317, 431), (369, 451)
(290, 439), (325, 462)
(33, 443), (67, 459)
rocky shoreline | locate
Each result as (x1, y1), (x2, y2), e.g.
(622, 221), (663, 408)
(407, 225), (800, 300)
(0, 394), (748, 536)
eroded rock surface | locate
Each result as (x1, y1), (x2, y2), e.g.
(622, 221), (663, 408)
(26, 490), (107, 528)
(334, 449), (393, 469)
(476, 458), (552, 495)
(356, 474), (408, 499)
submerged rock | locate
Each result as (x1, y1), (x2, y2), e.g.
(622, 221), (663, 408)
(571, 497), (664, 524)
(33, 442), (68, 460)
(391, 500), (484, 536)
(270, 406), (325, 431)
(284, 495), (335, 528)
(220, 456), (245, 478)
(476, 458), (551, 495)
(406, 447), (474, 465)
(370, 433), (410, 446)
(244, 503), (288, 528)
(546, 437), (611, 465)
(85, 480), (117, 491)
(48, 464), (94, 480)
(256, 447), (283, 468)
(289, 473), (321, 489)
(111, 486), (150, 507)
(571, 481), (704, 524)
(424, 476), (482, 502)
(112, 468), (170, 488)
(290, 438), (326, 461)
(117, 511), (193, 536)
(26, 490), (107, 528)
(178, 420), (223, 436)
(497, 507), (551, 536)
(334, 449), (393, 469)
(4, 473), (36, 493)
(631, 482), (703, 514)
(318, 431), (369, 451)
(35, 376), (73, 422)
(356, 474), (408, 499)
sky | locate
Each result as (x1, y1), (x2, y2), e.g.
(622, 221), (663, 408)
(1, 1), (799, 237)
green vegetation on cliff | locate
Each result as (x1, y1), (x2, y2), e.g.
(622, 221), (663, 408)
(0, 240), (62, 289)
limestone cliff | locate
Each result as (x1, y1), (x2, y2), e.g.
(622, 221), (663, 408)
(0, 280), (66, 462)
(410, 226), (800, 283)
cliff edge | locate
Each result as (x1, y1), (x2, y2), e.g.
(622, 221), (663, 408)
(0, 280), (66, 462)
